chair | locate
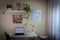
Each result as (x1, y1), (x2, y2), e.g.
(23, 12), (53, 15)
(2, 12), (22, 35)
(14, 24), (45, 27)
(4, 32), (11, 40)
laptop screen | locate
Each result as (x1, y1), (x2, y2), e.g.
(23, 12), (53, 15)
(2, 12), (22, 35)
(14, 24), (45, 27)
(16, 27), (24, 33)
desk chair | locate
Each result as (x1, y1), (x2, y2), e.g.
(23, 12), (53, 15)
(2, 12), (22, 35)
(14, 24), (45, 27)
(4, 32), (15, 40)
(5, 32), (11, 40)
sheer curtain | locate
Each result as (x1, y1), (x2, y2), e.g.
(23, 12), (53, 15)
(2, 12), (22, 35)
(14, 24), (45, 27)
(48, 0), (60, 40)
(52, 0), (60, 40)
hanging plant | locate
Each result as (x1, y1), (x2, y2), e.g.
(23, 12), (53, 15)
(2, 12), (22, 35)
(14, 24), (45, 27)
(23, 4), (31, 19)
(23, 4), (31, 26)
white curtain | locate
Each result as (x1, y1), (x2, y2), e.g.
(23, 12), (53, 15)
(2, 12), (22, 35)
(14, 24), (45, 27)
(52, 0), (60, 40)
(48, 0), (60, 40)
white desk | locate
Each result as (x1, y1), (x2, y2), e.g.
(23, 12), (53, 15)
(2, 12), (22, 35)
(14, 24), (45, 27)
(11, 32), (38, 40)
(12, 35), (38, 40)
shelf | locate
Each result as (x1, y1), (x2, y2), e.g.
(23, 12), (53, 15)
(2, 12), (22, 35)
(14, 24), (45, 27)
(7, 10), (25, 12)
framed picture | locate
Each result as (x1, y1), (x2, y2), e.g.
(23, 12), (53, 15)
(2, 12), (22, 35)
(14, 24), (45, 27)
(13, 14), (23, 23)
(32, 10), (41, 22)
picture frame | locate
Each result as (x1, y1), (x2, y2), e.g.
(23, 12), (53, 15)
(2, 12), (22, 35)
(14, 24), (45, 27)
(32, 10), (41, 22)
(13, 14), (23, 23)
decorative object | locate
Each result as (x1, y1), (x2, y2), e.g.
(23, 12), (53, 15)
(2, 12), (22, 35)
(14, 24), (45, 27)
(13, 14), (23, 23)
(6, 4), (13, 10)
(23, 4), (31, 25)
(16, 3), (21, 10)
(27, 24), (38, 37)
(29, 24), (34, 32)
(32, 10), (41, 22)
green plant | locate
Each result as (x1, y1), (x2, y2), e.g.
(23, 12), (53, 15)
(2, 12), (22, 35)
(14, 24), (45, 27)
(6, 4), (13, 9)
(23, 4), (31, 26)
(23, 4), (31, 19)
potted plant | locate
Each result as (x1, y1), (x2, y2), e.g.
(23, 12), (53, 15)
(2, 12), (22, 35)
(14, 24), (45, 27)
(6, 4), (13, 10)
(23, 4), (31, 26)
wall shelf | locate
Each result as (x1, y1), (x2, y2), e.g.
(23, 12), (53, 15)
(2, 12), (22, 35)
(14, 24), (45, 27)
(7, 10), (25, 12)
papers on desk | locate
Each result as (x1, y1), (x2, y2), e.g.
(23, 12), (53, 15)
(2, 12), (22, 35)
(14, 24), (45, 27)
(10, 32), (38, 38)
(27, 32), (38, 37)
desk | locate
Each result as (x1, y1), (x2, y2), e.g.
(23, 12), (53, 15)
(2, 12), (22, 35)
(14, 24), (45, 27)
(10, 32), (39, 40)
(10, 33), (39, 40)
(11, 35), (39, 40)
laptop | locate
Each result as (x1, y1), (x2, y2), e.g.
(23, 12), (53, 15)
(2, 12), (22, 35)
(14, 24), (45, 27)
(15, 27), (25, 35)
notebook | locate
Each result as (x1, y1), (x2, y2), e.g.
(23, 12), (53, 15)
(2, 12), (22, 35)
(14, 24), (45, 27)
(15, 27), (25, 35)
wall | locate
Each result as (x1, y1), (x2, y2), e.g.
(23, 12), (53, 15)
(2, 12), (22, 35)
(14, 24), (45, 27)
(0, 0), (47, 35)
(47, 0), (53, 36)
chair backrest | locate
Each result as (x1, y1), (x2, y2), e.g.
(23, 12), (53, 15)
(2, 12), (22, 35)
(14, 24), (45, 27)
(4, 32), (11, 40)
